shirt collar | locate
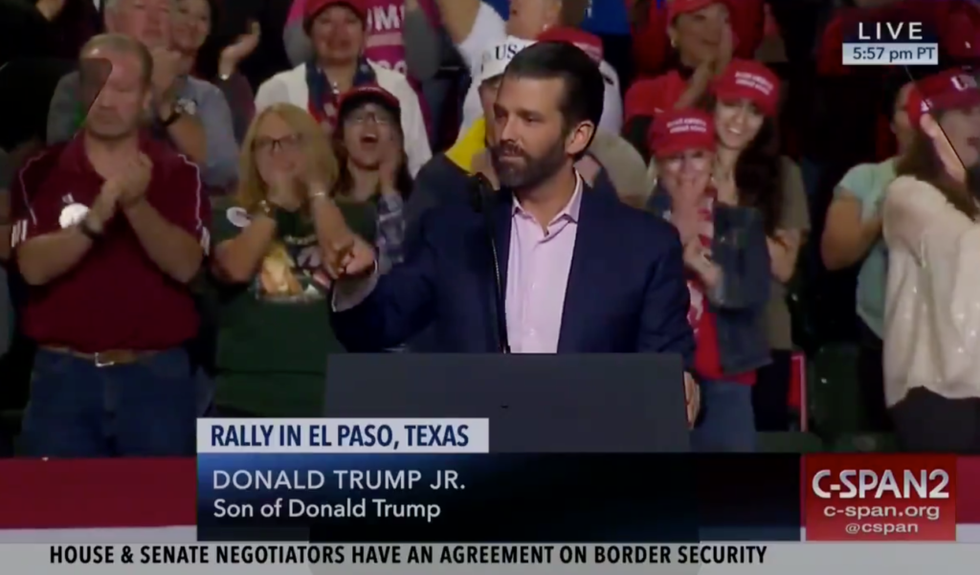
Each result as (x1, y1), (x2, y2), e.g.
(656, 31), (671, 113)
(60, 130), (155, 175)
(512, 170), (584, 224)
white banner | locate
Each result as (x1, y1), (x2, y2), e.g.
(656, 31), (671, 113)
(6, 542), (980, 573)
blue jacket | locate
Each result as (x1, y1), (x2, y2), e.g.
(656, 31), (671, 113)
(333, 185), (695, 362)
(647, 192), (772, 375)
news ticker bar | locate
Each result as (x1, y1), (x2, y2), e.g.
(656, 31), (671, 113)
(197, 454), (801, 542)
(47, 543), (767, 567)
(841, 43), (939, 66)
(27, 543), (980, 573)
(196, 453), (980, 543)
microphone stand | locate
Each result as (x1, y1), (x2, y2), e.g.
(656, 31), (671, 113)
(470, 174), (511, 354)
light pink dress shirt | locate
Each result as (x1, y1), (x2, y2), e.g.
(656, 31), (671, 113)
(505, 176), (584, 353)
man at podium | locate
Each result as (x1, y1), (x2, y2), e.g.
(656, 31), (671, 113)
(326, 42), (698, 422)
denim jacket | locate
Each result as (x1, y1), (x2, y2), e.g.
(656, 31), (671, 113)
(648, 190), (772, 375)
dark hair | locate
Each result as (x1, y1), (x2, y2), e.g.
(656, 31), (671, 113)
(878, 72), (910, 120)
(332, 114), (413, 202)
(502, 41), (604, 150)
(702, 96), (783, 234)
(878, 66), (950, 119)
(895, 110), (978, 219)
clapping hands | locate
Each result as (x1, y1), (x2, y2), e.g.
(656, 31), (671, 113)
(88, 153), (152, 230)
(683, 238), (721, 289)
(219, 22), (261, 78)
(109, 153), (153, 208)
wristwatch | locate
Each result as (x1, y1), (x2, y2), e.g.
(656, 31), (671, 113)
(159, 105), (181, 128)
(160, 99), (195, 127)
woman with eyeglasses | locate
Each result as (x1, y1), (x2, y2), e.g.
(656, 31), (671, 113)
(208, 103), (377, 417)
(332, 86), (411, 274)
(328, 86), (412, 352)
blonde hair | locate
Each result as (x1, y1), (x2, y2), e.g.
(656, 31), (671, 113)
(236, 104), (339, 212)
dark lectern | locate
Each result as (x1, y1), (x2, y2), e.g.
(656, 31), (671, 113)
(324, 354), (690, 452)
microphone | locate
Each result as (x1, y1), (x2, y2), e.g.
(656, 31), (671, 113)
(470, 173), (511, 354)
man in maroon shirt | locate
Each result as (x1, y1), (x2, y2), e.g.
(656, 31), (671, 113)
(9, 33), (210, 457)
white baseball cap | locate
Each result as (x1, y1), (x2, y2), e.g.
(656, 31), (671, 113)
(477, 36), (537, 85)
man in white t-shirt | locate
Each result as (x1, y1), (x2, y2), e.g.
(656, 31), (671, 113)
(433, 0), (622, 139)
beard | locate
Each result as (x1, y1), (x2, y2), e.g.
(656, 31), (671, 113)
(490, 137), (567, 191)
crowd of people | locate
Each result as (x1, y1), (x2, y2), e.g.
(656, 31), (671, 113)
(0, 0), (979, 457)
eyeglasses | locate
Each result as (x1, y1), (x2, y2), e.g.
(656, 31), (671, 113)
(344, 111), (395, 125)
(253, 134), (304, 154)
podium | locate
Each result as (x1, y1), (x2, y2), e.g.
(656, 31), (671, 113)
(324, 353), (690, 452)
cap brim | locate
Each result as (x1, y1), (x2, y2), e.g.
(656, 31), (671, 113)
(713, 86), (776, 115)
(478, 71), (505, 86)
(304, 1), (365, 31)
(652, 141), (714, 159)
(931, 90), (980, 115)
(669, 0), (725, 21)
(338, 92), (401, 120)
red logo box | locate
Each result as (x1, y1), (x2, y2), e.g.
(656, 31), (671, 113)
(803, 454), (957, 541)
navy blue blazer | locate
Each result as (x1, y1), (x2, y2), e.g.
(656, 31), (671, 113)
(332, 185), (695, 363)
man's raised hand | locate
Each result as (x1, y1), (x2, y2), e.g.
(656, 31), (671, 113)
(325, 234), (375, 280)
(684, 372), (701, 429)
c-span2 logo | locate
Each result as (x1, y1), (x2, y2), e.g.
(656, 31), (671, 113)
(804, 455), (956, 541)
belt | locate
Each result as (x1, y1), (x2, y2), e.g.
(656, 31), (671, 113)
(42, 346), (160, 367)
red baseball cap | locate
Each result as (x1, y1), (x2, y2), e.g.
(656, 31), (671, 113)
(712, 59), (780, 117)
(943, 11), (980, 61)
(537, 27), (604, 63)
(667, 0), (727, 22)
(624, 71), (688, 123)
(906, 69), (980, 128)
(338, 85), (402, 120)
(649, 109), (716, 158)
(304, 0), (366, 30)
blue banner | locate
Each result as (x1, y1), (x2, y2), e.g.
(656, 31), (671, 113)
(196, 454), (802, 542)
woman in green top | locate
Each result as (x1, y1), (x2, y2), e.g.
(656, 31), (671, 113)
(209, 103), (376, 417)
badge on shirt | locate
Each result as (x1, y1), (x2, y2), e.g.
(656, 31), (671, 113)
(226, 207), (250, 228)
(59, 203), (90, 229)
